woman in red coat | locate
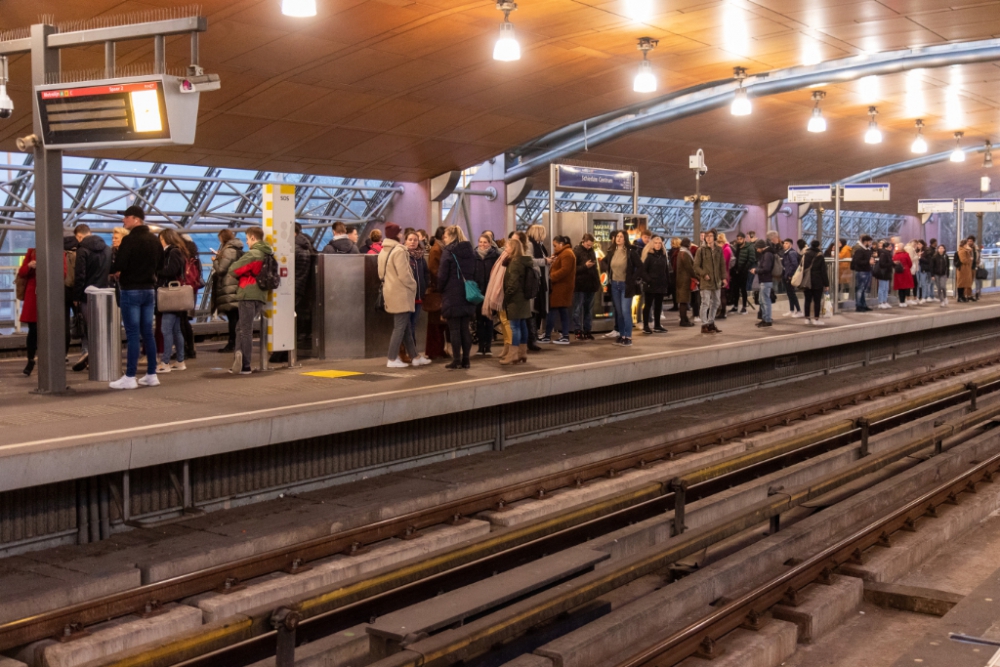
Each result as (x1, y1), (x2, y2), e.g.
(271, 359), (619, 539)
(17, 249), (38, 376)
(892, 242), (914, 307)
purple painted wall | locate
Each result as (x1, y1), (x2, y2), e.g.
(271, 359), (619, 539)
(466, 180), (508, 241)
(384, 181), (431, 232)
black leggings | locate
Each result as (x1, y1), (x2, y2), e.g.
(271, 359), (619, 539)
(476, 314), (494, 352)
(642, 293), (664, 328)
(803, 288), (823, 318)
(226, 308), (240, 347)
(26, 322), (38, 361)
(447, 316), (472, 364)
(898, 288), (910, 304)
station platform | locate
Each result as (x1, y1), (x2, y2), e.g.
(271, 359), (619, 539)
(2, 296), (1000, 501)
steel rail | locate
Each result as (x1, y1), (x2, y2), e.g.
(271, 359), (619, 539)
(1, 355), (996, 654)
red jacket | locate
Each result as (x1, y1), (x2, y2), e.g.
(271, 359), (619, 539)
(892, 251), (914, 290)
(17, 249), (37, 323)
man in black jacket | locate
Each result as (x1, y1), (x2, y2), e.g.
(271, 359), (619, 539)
(70, 224), (112, 371)
(850, 235), (874, 312)
(108, 206), (164, 390)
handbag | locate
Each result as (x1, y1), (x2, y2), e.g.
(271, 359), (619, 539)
(69, 312), (86, 340)
(455, 261), (484, 305)
(893, 261), (904, 274)
(799, 256), (813, 290)
(156, 281), (195, 312)
(15, 274), (27, 301)
(976, 267), (989, 280)
(790, 263), (804, 288)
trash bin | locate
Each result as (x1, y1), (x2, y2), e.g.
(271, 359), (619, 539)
(85, 286), (122, 382)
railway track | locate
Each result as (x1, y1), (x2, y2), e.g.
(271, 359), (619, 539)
(4, 353), (1000, 666)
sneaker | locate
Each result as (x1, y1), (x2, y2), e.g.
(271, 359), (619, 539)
(812, 318), (826, 326)
(739, 308), (747, 314)
(138, 374), (160, 387)
(642, 327), (653, 335)
(537, 336), (552, 344)
(621, 337), (633, 347)
(693, 316), (702, 323)
(387, 358), (409, 368)
(239, 369), (253, 375)
(940, 301), (947, 307)
(483, 351), (493, 357)
(576, 332), (586, 341)
(899, 302), (908, 308)
(791, 311), (804, 318)
(584, 333), (595, 340)
(653, 327), (667, 333)
(109, 375), (139, 390)
(156, 363), (172, 373)
(602, 331), (620, 339)
(805, 318), (813, 325)
(553, 336), (570, 345)
(614, 336), (624, 345)
(412, 355), (432, 366)
(171, 361), (187, 371)
(72, 355), (89, 372)
(755, 321), (773, 328)
(782, 311), (794, 317)
(230, 351), (243, 375)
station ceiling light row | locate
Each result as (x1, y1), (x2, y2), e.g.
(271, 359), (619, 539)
(281, 0), (317, 17)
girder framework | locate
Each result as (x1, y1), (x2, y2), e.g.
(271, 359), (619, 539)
(800, 209), (907, 244)
(517, 191), (746, 238)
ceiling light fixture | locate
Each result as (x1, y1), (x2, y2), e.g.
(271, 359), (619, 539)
(281, 0), (317, 17)
(493, 1), (520, 62)
(984, 141), (993, 169)
(807, 90), (826, 133)
(864, 106), (881, 144)
(911, 119), (927, 154)
(950, 132), (966, 162)
(625, 0), (654, 22)
(633, 37), (658, 93)
(731, 67), (751, 116)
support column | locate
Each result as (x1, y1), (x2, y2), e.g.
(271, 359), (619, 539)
(31, 24), (67, 394)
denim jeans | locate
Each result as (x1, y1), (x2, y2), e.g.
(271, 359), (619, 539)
(610, 281), (632, 338)
(545, 307), (571, 338)
(572, 292), (595, 332)
(854, 271), (871, 309)
(700, 289), (720, 325)
(119, 289), (157, 378)
(160, 312), (185, 364)
(759, 282), (773, 323)
(917, 271), (931, 299)
(784, 279), (800, 312)
(877, 278), (890, 304)
(510, 318), (528, 347)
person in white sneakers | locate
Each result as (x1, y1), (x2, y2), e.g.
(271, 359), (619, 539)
(931, 244), (950, 307)
(379, 223), (429, 368)
(800, 240), (829, 326)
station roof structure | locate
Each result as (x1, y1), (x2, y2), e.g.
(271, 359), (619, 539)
(1, 0), (998, 212)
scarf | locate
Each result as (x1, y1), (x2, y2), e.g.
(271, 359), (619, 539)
(483, 249), (509, 316)
(408, 245), (425, 261)
(476, 247), (489, 259)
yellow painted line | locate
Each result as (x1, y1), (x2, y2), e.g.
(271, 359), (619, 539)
(302, 370), (364, 379)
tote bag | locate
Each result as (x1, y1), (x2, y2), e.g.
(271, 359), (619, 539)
(156, 281), (195, 312)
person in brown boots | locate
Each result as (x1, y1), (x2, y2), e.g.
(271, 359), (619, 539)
(500, 237), (534, 365)
(675, 237), (695, 327)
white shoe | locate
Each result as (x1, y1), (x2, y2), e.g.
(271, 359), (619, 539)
(171, 361), (187, 371)
(602, 331), (619, 339)
(138, 374), (160, 387)
(693, 317), (702, 323)
(805, 318), (813, 325)
(792, 311), (804, 318)
(156, 363), (171, 373)
(109, 375), (138, 390)
(411, 355), (432, 366)
(230, 351), (243, 375)
(812, 318), (826, 326)
(940, 301), (947, 307)
(782, 311), (793, 317)
(386, 358), (409, 368)
(899, 302), (908, 308)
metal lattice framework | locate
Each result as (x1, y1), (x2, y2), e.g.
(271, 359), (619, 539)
(0, 154), (403, 250)
(800, 209), (906, 244)
(517, 191), (746, 237)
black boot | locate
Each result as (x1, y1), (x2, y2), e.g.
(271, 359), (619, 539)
(23, 359), (35, 377)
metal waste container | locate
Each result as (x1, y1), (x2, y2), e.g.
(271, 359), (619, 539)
(85, 286), (122, 381)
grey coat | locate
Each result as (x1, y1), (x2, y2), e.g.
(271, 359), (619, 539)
(212, 238), (244, 313)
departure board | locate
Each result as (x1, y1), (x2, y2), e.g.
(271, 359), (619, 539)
(37, 79), (171, 148)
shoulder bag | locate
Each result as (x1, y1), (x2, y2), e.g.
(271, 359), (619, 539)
(456, 259), (484, 304)
(798, 254), (813, 290)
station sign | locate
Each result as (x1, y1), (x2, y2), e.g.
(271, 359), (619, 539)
(842, 183), (890, 202)
(787, 184), (832, 203)
(262, 184), (295, 352)
(963, 198), (1000, 213)
(917, 199), (955, 214)
(35, 74), (200, 150)
(556, 165), (634, 193)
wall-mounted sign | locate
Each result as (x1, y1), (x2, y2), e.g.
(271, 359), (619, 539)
(963, 198), (1000, 213)
(917, 199), (955, 214)
(787, 185), (832, 203)
(36, 74), (200, 150)
(556, 165), (634, 193)
(842, 183), (890, 202)
(262, 184), (295, 352)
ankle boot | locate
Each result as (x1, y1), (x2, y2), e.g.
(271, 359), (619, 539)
(500, 343), (510, 360)
(499, 345), (518, 365)
(517, 344), (528, 363)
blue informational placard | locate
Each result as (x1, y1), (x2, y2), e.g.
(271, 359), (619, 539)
(556, 165), (634, 193)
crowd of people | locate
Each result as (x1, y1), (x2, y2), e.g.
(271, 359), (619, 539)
(13, 211), (992, 383)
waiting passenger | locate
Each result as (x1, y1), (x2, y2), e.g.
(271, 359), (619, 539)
(474, 233), (501, 355)
(716, 232), (733, 320)
(403, 231), (431, 365)
(872, 241), (894, 308)
(71, 224), (113, 372)
(363, 229), (383, 255)
(601, 229), (641, 347)
(801, 240), (830, 325)
(572, 233), (600, 340)
(675, 238), (695, 328)
(109, 206), (163, 389)
(781, 238), (802, 318)
(730, 232), (754, 314)
(917, 240), (933, 303)
(892, 242), (914, 307)
(693, 230), (727, 334)
(484, 236), (513, 359)
(956, 238), (974, 302)
(850, 235), (873, 312)
(156, 229), (190, 373)
(380, 226), (430, 368)
(542, 235), (576, 345)
(212, 230), (244, 353)
(321, 222), (360, 254)
(437, 225), (477, 369)
(526, 224), (550, 350)
(500, 237), (533, 365)
(228, 227), (273, 375)
(16, 250), (38, 377)
(931, 244), (950, 306)
(424, 226), (448, 360)
(641, 235), (669, 334)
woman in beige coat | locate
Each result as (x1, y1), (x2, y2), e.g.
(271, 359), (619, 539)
(380, 236), (431, 368)
(956, 239), (974, 302)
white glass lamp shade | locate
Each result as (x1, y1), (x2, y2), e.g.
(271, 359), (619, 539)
(633, 60), (656, 93)
(950, 147), (966, 163)
(281, 0), (317, 17)
(911, 135), (927, 154)
(807, 107), (826, 133)
(864, 121), (882, 144)
(730, 87), (751, 116)
(493, 22), (521, 62)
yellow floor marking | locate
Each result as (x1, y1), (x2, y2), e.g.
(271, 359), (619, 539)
(302, 370), (364, 379)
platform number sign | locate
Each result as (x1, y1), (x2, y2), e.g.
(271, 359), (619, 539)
(262, 184), (296, 352)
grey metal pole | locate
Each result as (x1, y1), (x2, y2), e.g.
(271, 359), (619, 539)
(816, 206), (824, 247)
(548, 163), (556, 251)
(977, 212), (984, 246)
(956, 199), (963, 253)
(31, 24), (67, 394)
(632, 171), (639, 217)
(154, 35), (165, 74)
(104, 41), (115, 78)
(692, 172), (701, 242)
(833, 186), (841, 315)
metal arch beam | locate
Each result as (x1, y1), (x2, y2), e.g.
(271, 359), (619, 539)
(835, 144), (989, 185)
(505, 38), (1000, 184)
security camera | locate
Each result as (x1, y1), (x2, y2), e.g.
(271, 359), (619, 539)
(179, 73), (221, 94)
(15, 134), (39, 151)
(689, 148), (707, 175)
(0, 84), (11, 119)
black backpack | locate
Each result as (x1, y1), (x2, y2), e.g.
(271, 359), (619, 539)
(256, 253), (281, 291)
(523, 266), (540, 301)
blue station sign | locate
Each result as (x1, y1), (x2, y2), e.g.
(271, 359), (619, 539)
(556, 165), (634, 193)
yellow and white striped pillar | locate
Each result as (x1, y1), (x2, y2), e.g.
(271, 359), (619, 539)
(262, 183), (296, 352)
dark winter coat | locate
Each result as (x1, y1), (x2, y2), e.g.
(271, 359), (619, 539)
(528, 238), (549, 296)
(601, 246), (643, 298)
(801, 249), (830, 290)
(872, 248), (894, 281)
(157, 245), (187, 288)
(111, 224), (163, 291)
(474, 246), (501, 293)
(692, 244), (728, 290)
(294, 233), (316, 301)
(918, 248), (933, 273)
(930, 252), (950, 277)
(503, 255), (535, 321)
(437, 240), (478, 319)
(851, 245), (873, 272)
(674, 248), (695, 303)
(548, 246), (577, 308)
(73, 234), (112, 302)
(755, 246), (776, 284)
(321, 237), (359, 254)
(642, 248), (670, 294)
(573, 244), (600, 293)
(782, 248), (800, 281)
(733, 240), (757, 272)
(212, 238), (244, 313)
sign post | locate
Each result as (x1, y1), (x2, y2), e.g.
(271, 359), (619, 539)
(834, 183), (890, 315)
(261, 184), (296, 369)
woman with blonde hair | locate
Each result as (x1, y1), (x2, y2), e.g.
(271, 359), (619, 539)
(525, 224), (549, 349)
(156, 229), (191, 372)
(501, 237), (534, 364)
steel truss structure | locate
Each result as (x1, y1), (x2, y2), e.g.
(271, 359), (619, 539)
(0, 154), (403, 250)
(517, 191), (746, 238)
(800, 209), (906, 244)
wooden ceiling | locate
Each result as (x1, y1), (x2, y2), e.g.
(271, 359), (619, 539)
(1, 0), (998, 212)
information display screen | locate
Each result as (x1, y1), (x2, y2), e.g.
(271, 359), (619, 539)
(37, 80), (170, 147)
